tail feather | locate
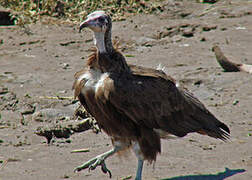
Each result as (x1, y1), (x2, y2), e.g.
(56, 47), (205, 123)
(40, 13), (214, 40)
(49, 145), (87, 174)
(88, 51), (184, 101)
(199, 119), (230, 141)
(180, 87), (230, 141)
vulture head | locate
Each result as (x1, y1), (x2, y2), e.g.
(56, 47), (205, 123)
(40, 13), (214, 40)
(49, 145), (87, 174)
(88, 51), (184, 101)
(79, 11), (111, 33)
(79, 11), (113, 53)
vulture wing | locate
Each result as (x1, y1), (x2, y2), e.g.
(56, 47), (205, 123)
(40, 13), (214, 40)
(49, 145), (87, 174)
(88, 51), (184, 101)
(104, 65), (230, 140)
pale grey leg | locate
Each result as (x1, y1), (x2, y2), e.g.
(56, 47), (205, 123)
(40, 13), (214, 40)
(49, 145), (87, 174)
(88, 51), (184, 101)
(132, 141), (145, 180)
(135, 159), (144, 180)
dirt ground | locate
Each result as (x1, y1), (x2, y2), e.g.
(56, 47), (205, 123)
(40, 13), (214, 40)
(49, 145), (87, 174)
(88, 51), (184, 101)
(0, 0), (252, 180)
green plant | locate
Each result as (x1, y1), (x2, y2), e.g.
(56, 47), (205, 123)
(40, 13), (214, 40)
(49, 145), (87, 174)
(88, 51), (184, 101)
(0, 0), (164, 26)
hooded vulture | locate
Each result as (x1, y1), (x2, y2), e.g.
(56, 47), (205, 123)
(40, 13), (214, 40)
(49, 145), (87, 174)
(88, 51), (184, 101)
(73, 10), (230, 180)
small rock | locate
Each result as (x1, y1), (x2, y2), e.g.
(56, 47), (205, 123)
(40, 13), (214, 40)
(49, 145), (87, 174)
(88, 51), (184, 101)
(194, 80), (203, 86)
(35, 117), (99, 144)
(182, 28), (194, 38)
(35, 126), (53, 144)
(220, 27), (227, 31)
(0, 87), (8, 95)
(32, 108), (73, 122)
(179, 44), (190, 47)
(236, 27), (246, 30)
(136, 37), (156, 47)
(0, 92), (18, 111)
(201, 144), (216, 150)
(179, 12), (191, 18)
(59, 41), (76, 46)
(198, 0), (217, 3)
(171, 35), (182, 43)
(62, 174), (70, 179)
(202, 25), (217, 31)
(20, 103), (35, 115)
(232, 100), (239, 106)
(53, 125), (72, 139)
(61, 63), (70, 69)
(71, 118), (95, 133)
(200, 37), (207, 42)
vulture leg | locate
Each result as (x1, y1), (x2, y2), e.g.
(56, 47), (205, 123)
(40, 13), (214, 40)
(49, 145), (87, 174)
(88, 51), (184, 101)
(135, 159), (144, 180)
(133, 142), (144, 180)
(74, 147), (117, 178)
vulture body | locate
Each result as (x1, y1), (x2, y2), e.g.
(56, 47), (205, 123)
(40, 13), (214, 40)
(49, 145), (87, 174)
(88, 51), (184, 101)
(73, 11), (230, 180)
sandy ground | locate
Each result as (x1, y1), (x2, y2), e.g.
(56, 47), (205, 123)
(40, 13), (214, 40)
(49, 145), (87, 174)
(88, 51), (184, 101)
(0, 0), (252, 179)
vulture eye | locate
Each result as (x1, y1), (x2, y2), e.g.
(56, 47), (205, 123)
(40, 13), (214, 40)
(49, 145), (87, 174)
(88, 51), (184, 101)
(98, 17), (105, 23)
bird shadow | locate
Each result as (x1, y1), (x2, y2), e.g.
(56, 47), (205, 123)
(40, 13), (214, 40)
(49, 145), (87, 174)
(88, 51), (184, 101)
(161, 167), (245, 180)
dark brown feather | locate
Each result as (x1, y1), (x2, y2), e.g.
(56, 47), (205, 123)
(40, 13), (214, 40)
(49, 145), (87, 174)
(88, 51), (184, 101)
(73, 47), (230, 162)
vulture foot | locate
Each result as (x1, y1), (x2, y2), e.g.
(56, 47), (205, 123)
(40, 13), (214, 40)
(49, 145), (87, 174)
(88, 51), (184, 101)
(74, 148), (117, 178)
(89, 157), (112, 178)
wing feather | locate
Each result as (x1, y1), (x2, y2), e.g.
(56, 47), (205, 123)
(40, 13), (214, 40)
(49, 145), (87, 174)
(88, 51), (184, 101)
(104, 66), (230, 140)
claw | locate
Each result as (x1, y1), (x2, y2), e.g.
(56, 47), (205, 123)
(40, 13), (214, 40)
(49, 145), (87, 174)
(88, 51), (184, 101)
(74, 166), (85, 172)
(89, 163), (97, 171)
(101, 161), (112, 178)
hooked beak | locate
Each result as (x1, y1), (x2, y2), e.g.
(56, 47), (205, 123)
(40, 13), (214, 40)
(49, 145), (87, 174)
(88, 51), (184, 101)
(79, 20), (90, 33)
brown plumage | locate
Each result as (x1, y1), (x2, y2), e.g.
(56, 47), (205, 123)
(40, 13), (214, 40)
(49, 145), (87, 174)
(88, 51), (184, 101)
(73, 11), (230, 180)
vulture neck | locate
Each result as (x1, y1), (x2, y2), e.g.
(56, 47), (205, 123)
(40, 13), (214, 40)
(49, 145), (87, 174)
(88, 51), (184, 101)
(93, 28), (114, 54)
(91, 27), (130, 74)
(93, 32), (106, 53)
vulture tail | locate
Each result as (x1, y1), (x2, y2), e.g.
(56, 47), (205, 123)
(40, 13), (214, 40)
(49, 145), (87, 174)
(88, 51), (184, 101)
(196, 113), (230, 141)
(181, 89), (230, 141)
